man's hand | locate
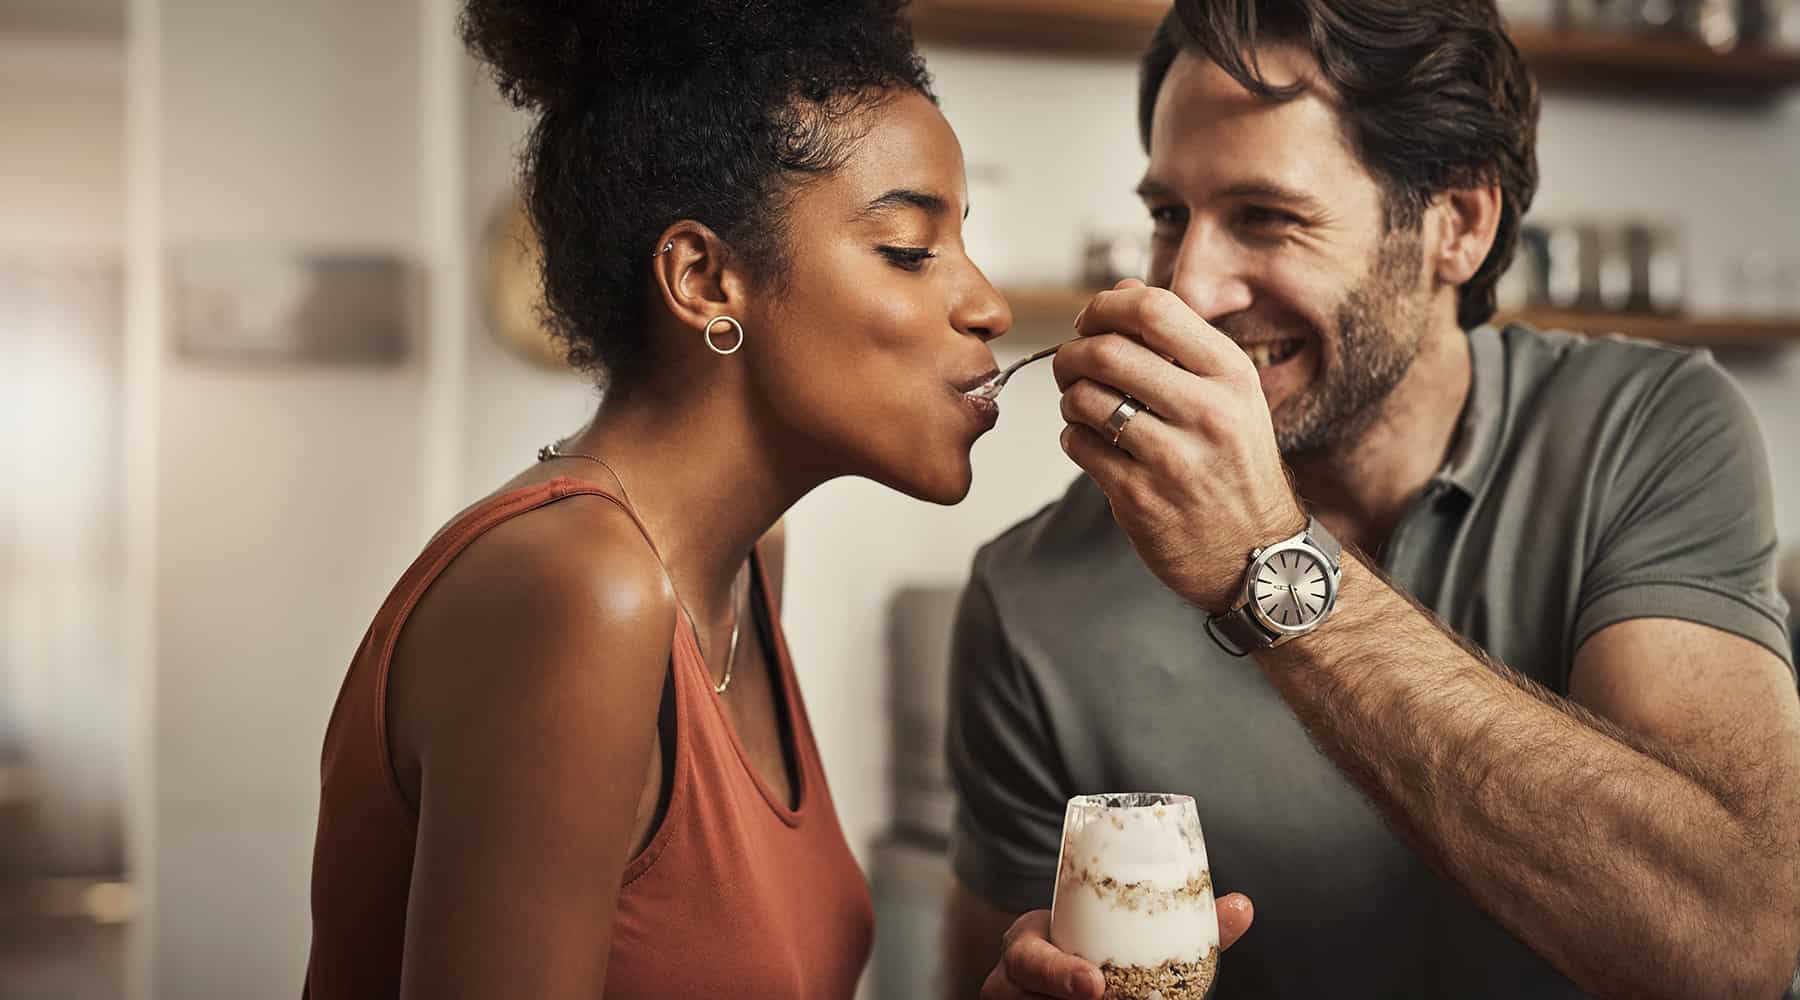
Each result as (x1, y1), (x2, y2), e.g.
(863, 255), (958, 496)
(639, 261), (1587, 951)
(980, 893), (1253, 1000)
(1053, 279), (1302, 611)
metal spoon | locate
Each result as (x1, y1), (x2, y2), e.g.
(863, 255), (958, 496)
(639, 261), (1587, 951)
(966, 341), (1071, 401)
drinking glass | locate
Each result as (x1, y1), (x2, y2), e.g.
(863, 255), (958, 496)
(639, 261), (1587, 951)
(1050, 793), (1219, 999)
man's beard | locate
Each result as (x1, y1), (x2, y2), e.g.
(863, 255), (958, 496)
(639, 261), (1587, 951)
(1265, 230), (1429, 457)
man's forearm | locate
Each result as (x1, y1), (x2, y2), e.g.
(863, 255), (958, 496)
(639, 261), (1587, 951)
(1257, 554), (1786, 999)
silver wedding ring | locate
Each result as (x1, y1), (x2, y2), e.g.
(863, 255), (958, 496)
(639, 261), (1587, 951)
(1105, 395), (1144, 446)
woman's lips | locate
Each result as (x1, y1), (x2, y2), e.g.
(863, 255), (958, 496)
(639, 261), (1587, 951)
(953, 368), (1002, 432)
(954, 368), (1002, 395)
(961, 390), (1000, 430)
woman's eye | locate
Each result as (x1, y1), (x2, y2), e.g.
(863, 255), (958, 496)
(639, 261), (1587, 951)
(877, 246), (937, 271)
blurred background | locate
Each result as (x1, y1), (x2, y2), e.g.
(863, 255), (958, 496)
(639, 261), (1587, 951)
(1, 0), (1798, 997)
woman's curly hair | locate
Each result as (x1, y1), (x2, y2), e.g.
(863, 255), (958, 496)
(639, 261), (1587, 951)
(463, 0), (935, 384)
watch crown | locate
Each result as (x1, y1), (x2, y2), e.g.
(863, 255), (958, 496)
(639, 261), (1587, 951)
(1250, 547), (1263, 560)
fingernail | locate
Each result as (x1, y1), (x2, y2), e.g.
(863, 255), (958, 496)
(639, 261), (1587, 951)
(1073, 303), (1089, 329)
(1074, 968), (1104, 996)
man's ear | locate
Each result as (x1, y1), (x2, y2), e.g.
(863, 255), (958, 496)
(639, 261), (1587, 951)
(1430, 182), (1503, 287)
(648, 221), (753, 334)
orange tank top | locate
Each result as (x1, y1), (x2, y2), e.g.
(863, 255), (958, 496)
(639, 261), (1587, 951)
(304, 479), (873, 998)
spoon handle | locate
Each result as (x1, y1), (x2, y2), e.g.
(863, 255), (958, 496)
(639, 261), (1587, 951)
(1009, 342), (1065, 374)
(969, 340), (1075, 400)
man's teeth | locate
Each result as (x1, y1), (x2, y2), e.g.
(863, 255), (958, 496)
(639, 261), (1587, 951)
(1244, 341), (1300, 369)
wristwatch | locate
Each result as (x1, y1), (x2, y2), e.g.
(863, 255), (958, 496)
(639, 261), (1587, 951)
(1206, 516), (1343, 657)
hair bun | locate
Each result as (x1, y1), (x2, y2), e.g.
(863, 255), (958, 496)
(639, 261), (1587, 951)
(462, 0), (910, 111)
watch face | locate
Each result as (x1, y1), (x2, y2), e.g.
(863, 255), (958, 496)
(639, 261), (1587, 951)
(1251, 547), (1332, 632)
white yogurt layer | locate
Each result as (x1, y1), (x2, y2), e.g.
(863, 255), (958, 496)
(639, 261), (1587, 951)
(1051, 886), (1218, 968)
(1059, 794), (1210, 889)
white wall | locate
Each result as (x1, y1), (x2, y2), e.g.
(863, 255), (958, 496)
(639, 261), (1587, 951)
(0, 33), (125, 252)
(460, 68), (596, 496)
(148, 0), (426, 995)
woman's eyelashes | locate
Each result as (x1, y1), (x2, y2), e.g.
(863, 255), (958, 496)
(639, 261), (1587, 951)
(876, 245), (938, 272)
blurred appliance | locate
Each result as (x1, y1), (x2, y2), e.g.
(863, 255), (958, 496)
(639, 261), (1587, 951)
(1499, 0), (1560, 25)
(1778, 0), (1800, 46)
(871, 585), (967, 1000)
(1696, 0), (1742, 47)
(1614, 0), (1694, 34)
(1621, 223), (1686, 314)
(1521, 220), (1686, 315)
(869, 834), (953, 1000)
(1082, 231), (1149, 290)
(1556, 0), (1614, 27)
(1736, 0), (1779, 44)
(885, 586), (964, 843)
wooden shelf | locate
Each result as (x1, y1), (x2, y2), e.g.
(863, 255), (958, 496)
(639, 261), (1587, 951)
(1004, 284), (1098, 321)
(1495, 307), (1800, 348)
(1001, 285), (1800, 349)
(1510, 25), (1800, 101)
(909, 0), (1165, 55)
(909, 2), (1800, 100)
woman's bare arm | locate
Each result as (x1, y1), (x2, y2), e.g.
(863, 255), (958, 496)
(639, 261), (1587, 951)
(395, 505), (677, 998)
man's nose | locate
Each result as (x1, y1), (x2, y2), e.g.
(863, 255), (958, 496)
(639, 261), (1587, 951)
(1168, 235), (1253, 323)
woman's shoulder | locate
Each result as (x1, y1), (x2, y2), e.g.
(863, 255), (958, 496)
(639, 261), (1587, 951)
(429, 487), (675, 659)
(392, 488), (679, 768)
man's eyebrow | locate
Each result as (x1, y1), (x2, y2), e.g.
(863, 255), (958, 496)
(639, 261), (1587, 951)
(856, 188), (957, 221)
(1135, 177), (1179, 202)
(1135, 178), (1328, 216)
(1217, 181), (1327, 214)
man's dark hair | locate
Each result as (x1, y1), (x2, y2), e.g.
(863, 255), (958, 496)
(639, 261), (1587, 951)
(1140, 1), (1540, 330)
(462, 0), (934, 384)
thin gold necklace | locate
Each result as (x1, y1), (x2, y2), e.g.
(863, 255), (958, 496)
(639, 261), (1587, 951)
(537, 441), (747, 694)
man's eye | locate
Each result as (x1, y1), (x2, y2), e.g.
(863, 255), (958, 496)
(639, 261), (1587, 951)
(877, 246), (936, 271)
(1240, 206), (1302, 229)
(1148, 206), (1187, 226)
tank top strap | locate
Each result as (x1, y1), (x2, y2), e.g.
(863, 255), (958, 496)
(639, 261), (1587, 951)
(440, 475), (663, 559)
(393, 477), (675, 648)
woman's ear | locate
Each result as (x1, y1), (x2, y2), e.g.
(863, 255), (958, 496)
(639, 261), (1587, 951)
(1429, 182), (1503, 287)
(649, 221), (752, 333)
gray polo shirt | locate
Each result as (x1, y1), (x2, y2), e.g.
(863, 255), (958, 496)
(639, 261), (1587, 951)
(947, 323), (1795, 998)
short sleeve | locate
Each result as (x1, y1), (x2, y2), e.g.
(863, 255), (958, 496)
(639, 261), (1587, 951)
(1574, 353), (1793, 672)
(945, 566), (1069, 914)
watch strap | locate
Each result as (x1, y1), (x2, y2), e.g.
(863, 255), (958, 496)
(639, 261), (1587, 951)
(1205, 605), (1273, 658)
(1306, 516), (1342, 571)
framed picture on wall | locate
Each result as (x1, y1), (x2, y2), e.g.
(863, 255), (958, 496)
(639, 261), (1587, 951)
(172, 245), (412, 365)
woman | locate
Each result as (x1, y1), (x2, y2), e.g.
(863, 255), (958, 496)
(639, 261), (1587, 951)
(306, 2), (1006, 996)
(307, 2), (1248, 997)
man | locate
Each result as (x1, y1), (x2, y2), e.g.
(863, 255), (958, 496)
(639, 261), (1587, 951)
(945, 2), (1800, 998)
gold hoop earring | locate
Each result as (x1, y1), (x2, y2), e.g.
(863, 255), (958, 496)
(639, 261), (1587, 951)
(704, 316), (745, 356)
